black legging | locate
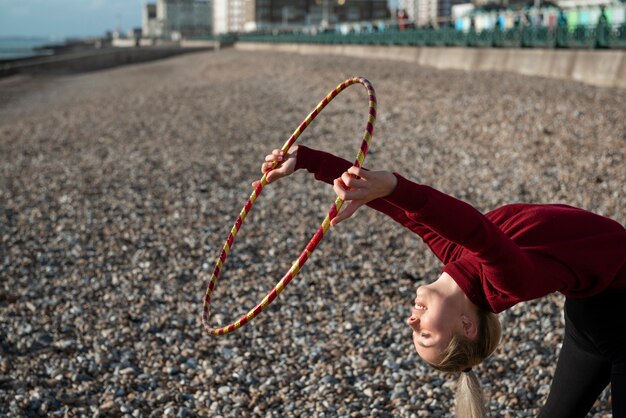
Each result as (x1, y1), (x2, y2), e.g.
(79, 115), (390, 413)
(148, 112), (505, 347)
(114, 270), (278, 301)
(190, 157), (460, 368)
(539, 293), (626, 417)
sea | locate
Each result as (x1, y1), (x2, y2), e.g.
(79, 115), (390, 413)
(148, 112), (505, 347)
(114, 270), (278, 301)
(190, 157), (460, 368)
(0, 37), (65, 61)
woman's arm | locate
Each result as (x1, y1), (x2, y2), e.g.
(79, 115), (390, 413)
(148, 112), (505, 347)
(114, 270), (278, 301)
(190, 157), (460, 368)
(259, 145), (461, 264)
(260, 144), (523, 272)
(258, 146), (609, 307)
(321, 149), (536, 298)
(373, 173), (537, 298)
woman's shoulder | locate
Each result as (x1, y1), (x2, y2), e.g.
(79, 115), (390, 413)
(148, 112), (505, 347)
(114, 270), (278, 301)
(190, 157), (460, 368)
(487, 202), (608, 220)
(486, 202), (625, 238)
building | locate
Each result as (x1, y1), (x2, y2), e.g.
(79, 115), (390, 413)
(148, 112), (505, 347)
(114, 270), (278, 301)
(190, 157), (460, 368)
(437, 0), (469, 24)
(158, 0), (212, 37)
(214, 0), (247, 34)
(332, 0), (390, 23)
(397, 0), (419, 25)
(253, 0), (308, 29)
(399, 0), (478, 27)
(143, 4), (160, 37)
(415, 0), (438, 26)
(241, 0), (390, 32)
(143, 0), (212, 38)
(397, 0), (434, 26)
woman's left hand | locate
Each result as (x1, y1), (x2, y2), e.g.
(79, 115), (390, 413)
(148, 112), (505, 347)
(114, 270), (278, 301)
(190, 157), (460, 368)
(331, 166), (397, 226)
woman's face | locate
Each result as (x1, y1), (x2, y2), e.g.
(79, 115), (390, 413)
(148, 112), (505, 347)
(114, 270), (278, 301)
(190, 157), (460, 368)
(406, 276), (465, 364)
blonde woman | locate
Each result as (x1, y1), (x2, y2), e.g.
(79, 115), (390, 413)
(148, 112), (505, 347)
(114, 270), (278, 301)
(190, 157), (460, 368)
(254, 145), (626, 417)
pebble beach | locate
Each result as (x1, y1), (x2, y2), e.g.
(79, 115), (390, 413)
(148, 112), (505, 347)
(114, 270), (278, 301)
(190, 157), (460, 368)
(1, 49), (624, 417)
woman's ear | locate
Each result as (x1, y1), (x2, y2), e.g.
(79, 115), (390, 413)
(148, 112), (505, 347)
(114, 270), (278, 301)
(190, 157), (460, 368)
(460, 314), (478, 340)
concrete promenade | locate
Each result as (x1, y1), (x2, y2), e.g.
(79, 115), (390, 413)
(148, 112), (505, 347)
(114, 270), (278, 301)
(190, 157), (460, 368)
(236, 42), (626, 88)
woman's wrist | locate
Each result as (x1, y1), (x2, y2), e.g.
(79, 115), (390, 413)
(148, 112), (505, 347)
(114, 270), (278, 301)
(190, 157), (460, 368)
(381, 171), (398, 198)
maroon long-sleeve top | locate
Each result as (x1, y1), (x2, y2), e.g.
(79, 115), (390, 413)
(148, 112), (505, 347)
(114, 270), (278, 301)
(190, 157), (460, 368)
(295, 145), (626, 313)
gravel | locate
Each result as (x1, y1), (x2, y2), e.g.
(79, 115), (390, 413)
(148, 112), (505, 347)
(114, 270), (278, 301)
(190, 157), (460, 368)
(1, 48), (624, 417)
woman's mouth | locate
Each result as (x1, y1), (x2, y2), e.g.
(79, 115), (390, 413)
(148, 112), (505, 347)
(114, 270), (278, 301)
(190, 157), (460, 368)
(414, 300), (427, 311)
(409, 301), (427, 321)
(413, 300), (427, 313)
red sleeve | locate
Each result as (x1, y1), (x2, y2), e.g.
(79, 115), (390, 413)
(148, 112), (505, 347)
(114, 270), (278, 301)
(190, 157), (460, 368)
(294, 145), (459, 263)
(383, 174), (537, 300)
(294, 145), (351, 185)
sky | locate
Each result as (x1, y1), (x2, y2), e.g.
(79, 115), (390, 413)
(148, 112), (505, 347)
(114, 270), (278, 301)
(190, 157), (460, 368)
(0, 0), (399, 39)
(0, 0), (144, 38)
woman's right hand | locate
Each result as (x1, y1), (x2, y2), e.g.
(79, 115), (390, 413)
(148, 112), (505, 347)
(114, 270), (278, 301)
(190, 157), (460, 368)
(251, 146), (298, 189)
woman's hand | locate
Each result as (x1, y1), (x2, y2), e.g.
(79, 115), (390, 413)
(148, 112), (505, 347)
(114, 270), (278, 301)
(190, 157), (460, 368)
(251, 146), (298, 189)
(331, 166), (397, 226)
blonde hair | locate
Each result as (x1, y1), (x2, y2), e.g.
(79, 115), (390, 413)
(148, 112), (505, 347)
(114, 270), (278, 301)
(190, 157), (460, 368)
(429, 309), (501, 418)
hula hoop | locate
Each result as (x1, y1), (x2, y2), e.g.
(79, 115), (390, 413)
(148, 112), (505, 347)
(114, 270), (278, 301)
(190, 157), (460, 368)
(202, 77), (377, 335)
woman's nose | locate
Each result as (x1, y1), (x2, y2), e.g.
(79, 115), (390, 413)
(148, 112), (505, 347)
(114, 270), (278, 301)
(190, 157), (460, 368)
(407, 315), (420, 329)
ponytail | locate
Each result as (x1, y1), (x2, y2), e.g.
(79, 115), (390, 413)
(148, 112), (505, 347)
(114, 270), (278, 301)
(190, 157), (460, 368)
(455, 370), (486, 418)
(428, 309), (501, 418)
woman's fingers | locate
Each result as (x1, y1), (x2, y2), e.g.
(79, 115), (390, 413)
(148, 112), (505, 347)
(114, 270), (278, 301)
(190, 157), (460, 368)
(330, 166), (384, 225)
(341, 171), (366, 188)
(255, 149), (299, 189)
(265, 149), (285, 163)
(253, 162), (283, 186)
(330, 178), (366, 225)
(262, 151), (285, 174)
(347, 166), (365, 178)
(333, 178), (349, 200)
(265, 154), (282, 163)
(331, 200), (363, 226)
(263, 160), (283, 171)
(266, 169), (283, 184)
(333, 177), (369, 201)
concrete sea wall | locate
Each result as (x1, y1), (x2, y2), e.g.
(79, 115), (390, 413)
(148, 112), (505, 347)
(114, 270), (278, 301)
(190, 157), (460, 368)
(0, 45), (217, 78)
(235, 42), (626, 89)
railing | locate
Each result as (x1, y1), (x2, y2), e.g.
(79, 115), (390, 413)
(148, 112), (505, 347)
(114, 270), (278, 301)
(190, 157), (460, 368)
(233, 24), (626, 49)
(187, 34), (239, 44)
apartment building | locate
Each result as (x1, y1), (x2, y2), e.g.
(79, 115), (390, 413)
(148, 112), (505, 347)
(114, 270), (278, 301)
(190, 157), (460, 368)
(214, 0), (248, 34)
(243, 0), (390, 32)
(144, 0), (212, 38)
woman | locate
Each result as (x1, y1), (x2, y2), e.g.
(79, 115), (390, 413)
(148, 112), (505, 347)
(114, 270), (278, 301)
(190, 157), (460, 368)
(253, 145), (626, 417)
